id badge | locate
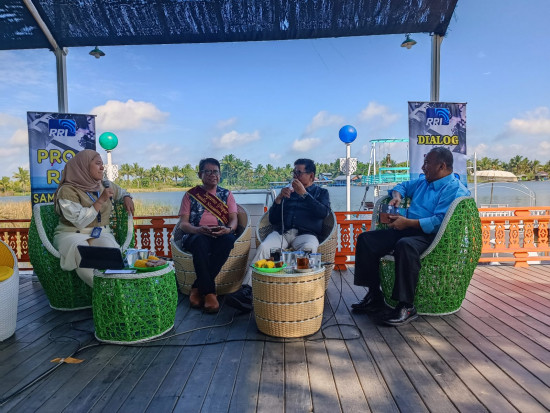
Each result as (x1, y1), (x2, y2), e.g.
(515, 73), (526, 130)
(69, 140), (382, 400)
(91, 227), (102, 238)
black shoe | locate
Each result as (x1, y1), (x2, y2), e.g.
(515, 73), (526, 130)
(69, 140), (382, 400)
(351, 291), (386, 313)
(383, 302), (418, 326)
(225, 284), (253, 313)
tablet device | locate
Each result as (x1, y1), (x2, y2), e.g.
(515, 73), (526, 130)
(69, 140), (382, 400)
(77, 245), (125, 270)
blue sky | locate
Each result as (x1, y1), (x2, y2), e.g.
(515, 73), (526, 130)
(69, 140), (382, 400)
(1, 0), (549, 178)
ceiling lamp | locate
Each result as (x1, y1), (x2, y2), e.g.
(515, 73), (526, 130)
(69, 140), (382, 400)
(89, 46), (105, 59)
(400, 34), (417, 49)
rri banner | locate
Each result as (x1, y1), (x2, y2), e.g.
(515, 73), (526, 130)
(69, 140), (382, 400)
(27, 112), (96, 205)
(408, 102), (467, 185)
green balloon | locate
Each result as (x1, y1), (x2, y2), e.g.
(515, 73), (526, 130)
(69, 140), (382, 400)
(99, 132), (118, 150)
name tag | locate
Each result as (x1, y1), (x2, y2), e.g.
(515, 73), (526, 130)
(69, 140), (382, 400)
(91, 227), (102, 238)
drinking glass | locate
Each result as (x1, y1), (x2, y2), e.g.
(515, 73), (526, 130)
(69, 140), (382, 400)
(138, 249), (150, 260)
(270, 247), (281, 262)
(282, 251), (294, 268)
(309, 253), (322, 269)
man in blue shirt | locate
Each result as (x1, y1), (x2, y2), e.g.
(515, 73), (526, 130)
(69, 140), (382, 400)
(352, 147), (470, 326)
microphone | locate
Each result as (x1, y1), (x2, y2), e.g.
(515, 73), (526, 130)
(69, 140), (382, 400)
(102, 180), (113, 200)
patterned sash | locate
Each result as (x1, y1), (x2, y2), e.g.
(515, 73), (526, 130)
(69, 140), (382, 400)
(187, 185), (229, 225)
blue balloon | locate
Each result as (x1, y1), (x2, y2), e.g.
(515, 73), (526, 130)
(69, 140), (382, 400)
(339, 125), (357, 144)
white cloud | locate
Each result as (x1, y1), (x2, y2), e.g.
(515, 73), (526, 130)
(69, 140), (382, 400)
(304, 111), (344, 135)
(217, 117), (237, 129)
(269, 153), (282, 161)
(9, 128), (28, 146)
(358, 102), (399, 127)
(507, 107), (550, 135)
(90, 99), (169, 131)
(212, 130), (260, 148)
(292, 137), (321, 152)
(144, 143), (181, 162)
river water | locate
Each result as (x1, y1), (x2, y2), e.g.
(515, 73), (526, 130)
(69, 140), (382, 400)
(2, 181), (550, 213)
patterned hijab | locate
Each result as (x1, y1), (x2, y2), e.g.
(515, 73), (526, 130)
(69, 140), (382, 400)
(53, 149), (102, 204)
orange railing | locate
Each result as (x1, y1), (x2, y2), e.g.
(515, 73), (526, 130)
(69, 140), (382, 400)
(3, 207), (550, 269)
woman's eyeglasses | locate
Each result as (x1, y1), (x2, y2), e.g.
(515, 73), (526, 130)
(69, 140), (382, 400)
(202, 170), (220, 176)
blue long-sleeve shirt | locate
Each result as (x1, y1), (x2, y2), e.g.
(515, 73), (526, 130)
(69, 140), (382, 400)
(389, 174), (470, 234)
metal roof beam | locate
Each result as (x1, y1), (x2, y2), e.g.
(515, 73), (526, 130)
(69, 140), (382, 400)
(22, 0), (68, 112)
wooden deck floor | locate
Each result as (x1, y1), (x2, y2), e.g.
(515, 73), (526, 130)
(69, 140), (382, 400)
(1, 265), (549, 412)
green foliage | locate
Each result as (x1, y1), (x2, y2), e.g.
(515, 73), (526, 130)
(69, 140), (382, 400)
(4, 154), (550, 196)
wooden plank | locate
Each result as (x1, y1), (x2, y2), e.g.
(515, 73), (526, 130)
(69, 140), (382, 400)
(4, 346), (122, 412)
(397, 323), (487, 412)
(256, 342), (285, 412)
(305, 341), (342, 413)
(201, 309), (255, 413)
(284, 340), (313, 413)
(171, 308), (235, 412)
(426, 317), (547, 412)
(459, 305), (550, 367)
(228, 315), (265, 413)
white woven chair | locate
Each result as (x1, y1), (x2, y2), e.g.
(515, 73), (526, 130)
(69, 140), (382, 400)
(0, 239), (19, 341)
(171, 204), (252, 295)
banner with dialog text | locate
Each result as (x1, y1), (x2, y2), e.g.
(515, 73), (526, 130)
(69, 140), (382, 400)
(408, 102), (467, 186)
(27, 112), (96, 206)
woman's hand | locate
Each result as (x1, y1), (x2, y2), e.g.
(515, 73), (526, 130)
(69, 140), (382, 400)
(123, 196), (135, 216)
(197, 225), (214, 236)
(210, 226), (232, 237)
(99, 187), (114, 203)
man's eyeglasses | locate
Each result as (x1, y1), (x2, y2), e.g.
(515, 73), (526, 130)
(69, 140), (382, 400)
(293, 170), (310, 176)
(202, 170), (220, 176)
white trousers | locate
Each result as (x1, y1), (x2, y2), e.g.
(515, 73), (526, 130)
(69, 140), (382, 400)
(244, 229), (319, 285)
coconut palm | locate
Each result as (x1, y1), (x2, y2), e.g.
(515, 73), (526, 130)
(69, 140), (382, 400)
(119, 163), (132, 185)
(13, 167), (30, 193)
(0, 176), (11, 193)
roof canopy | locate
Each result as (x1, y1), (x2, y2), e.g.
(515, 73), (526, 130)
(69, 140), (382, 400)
(1, 0), (458, 51)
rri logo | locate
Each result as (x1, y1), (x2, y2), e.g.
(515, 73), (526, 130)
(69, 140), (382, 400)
(48, 119), (76, 137)
(426, 108), (450, 126)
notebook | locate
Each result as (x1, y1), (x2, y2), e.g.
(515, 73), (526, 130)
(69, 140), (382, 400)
(77, 245), (126, 270)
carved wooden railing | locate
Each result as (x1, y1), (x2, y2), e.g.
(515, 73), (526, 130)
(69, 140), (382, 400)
(3, 207), (550, 269)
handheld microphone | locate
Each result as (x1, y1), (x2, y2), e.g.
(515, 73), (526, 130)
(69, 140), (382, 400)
(102, 180), (113, 200)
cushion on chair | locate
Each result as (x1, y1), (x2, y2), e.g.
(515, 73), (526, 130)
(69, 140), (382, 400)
(0, 266), (14, 282)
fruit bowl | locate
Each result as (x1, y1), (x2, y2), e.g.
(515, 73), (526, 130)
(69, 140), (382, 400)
(252, 263), (287, 273)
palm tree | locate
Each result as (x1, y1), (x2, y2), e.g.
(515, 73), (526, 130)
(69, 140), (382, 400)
(0, 176), (11, 193)
(119, 163), (132, 186)
(171, 166), (182, 185)
(13, 167), (30, 193)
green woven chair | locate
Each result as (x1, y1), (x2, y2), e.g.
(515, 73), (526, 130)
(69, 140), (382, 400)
(372, 196), (482, 315)
(28, 202), (134, 311)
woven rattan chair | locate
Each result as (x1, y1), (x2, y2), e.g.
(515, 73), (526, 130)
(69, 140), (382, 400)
(255, 211), (337, 289)
(28, 202), (134, 311)
(372, 196), (482, 315)
(171, 204), (252, 295)
(0, 239), (19, 341)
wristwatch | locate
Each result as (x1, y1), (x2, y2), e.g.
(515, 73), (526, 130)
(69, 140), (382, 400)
(300, 192), (308, 199)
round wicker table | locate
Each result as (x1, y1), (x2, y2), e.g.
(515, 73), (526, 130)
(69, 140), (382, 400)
(92, 264), (178, 344)
(252, 267), (325, 338)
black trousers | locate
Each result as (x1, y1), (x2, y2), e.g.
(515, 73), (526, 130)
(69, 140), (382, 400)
(354, 229), (435, 304)
(183, 233), (236, 295)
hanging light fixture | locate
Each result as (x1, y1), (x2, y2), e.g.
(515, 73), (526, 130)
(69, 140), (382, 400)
(89, 46), (105, 59)
(400, 34), (417, 49)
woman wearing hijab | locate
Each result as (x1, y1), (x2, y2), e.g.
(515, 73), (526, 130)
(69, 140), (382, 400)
(53, 149), (134, 287)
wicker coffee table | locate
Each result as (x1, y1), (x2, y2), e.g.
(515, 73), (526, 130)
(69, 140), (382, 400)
(93, 264), (178, 344)
(251, 267), (325, 338)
